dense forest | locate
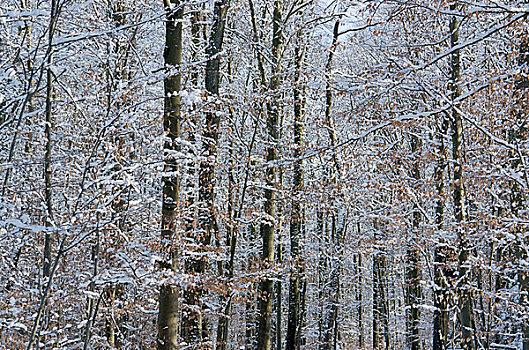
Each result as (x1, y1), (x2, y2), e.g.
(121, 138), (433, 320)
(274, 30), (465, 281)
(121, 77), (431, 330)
(1, 0), (529, 349)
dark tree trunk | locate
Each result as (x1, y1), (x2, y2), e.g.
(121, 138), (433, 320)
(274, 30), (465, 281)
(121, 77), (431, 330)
(158, 0), (183, 348)
(449, 3), (475, 349)
(319, 19), (342, 350)
(511, 28), (529, 350)
(433, 115), (450, 350)
(373, 252), (381, 350)
(257, 1), (282, 349)
(406, 133), (422, 350)
(43, 0), (57, 284)
(355, 248), (364, 349)
(286, 29), (305, 350)
(40, 0), (58, 346)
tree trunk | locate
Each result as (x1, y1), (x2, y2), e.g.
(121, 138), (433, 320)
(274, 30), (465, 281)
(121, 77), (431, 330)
(40, 0), (58, 346)
(511, 29), (529, 350)
(373, 251), (381, 350)
(276, 242), (283, 350)
(276, 115), (286, 350)
(319, 19), (342, 350)
(449, 3), (474, 349)
(322, 217), (339, 350)
(355, 251), (364, 349)
(433, 114), (450, 350)
(257, 1), (282, 349)
(406, 133), (422, 350)
(43, 0), (57, 284)
(158, 0), (183, 348)
(317, 212), (327, 347)
(372, 223), (390, 350)
(215, 127), (235, 350)
(286, 29), (305, 350)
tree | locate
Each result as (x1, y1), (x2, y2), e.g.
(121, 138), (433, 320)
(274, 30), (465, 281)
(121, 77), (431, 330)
(511, 23), (529, 350)
(449, 3), (475, 349)
(158, 0), (183, 348)
(256, 1), (283, 349)
(433, 112), (451, 350)
(286, 26), (305, 350)
(406, 132), (422, 350)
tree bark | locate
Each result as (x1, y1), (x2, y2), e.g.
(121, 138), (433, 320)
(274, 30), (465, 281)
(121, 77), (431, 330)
(276, 240), (283, 350)
(43, 0), (58, 283)
(433, 113), (450, 350)
(286, 28), (305, 350)
(158, 0), (183, 348)
(406, 133), (422, 350)
(38, 1), (59, 346)
(449, 3), (474, 349)
(215, 107), (235, 350)
(322, 217), (339, 350)
(257, 1), (282, 349)
(511, 28), (529, 350)
(373, 250), (381, 350)
(356, 251), (364, 349)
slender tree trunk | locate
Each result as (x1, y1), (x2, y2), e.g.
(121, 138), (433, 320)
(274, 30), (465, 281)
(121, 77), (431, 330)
(43, 0), (57, 283)
(276, 241), (283, 350)
(83, 215), (100, 350)
(298, 279), (307, 349)
(322, 218), (340, 350)
(372, 222), (390, 350)
(215, 97), (235, 350)
(257, 1), (282, 349)
(449, 3), (474, 349)
(39, 1), (58, 346)
(355, 250), (364, 349)
(158, 0), (183, 348)
(433, 114), (450, 350)
(318, 19), (342, 350)
(382, 258), (390, 350)
(286, 30), (305, 350)
(406, 134), (422, 350)
(324, 20), (341, 175)
(373, 250), (381, 350)
(511, 30), (529, 350)
(20, 0), (35, 151)
(215, 161), (234, 350)
(276, 114), (286, 350)
(317, 212), (327, 347)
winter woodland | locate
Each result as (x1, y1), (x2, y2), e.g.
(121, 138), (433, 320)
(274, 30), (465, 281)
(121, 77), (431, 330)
(1, 0), (529, 349)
